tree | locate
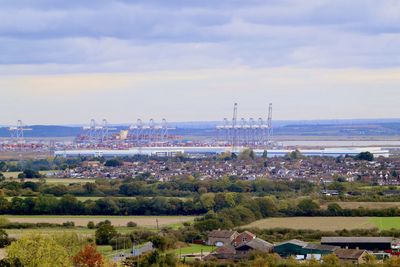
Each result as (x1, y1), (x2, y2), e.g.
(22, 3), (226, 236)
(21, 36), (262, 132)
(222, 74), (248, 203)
(297, 199), (320, 215)
(104, 159), (122, 167)
(6, 234), (72, 267)
(200, 193), (215, 210)
(20, 169), (42, 179)
(95, 221), (117, 245)
(87, 221), (95, 229)
(356, 151), (374, 161)
(363, 253), (377, 265)
(262, 150), (268, 159)
(321, 254), (340, 267)
(327, 203), (343, 215)
(73, 244), (105, 267)
(239, 149), (255, 161)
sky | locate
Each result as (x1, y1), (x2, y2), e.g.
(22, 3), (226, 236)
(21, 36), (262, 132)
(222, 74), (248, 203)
(1, 0), (400, 125)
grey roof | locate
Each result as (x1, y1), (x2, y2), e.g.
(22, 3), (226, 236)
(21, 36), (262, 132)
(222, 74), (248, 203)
(236, 238), (273, 252)
(276, 239), (308, 247)
(304, 243), (339, 251)
(208, 230), (238, 239)
(321, 237), (393, 244)
(216, 245), (236, 254)
(335, 248), (367, 259)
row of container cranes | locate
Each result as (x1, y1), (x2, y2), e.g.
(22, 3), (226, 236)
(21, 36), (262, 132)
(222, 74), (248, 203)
(3, 102), (274, 150)
(76, 118), (176, 147)
(216, 103), (274, 148)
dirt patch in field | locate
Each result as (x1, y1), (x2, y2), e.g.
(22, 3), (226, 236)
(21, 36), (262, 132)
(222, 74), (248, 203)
(245, 217), (376, 231)
(6, 216), (195, 227)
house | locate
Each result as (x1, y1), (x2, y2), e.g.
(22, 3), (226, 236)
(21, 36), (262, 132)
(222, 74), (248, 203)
(321, 237), (393, 251)
(209, 231), (272, 259)
(207, 230), (239, 247)
(235, 238), (274, 257)
(334, 248), (369, 265)
(273, 239), (308, 257)
(232, 231), (256, 247)
(214, 245), (236, 259)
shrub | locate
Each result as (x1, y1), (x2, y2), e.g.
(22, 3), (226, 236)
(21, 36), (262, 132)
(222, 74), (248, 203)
(87, 221), (95, 229)
(127, 221), (137, 228)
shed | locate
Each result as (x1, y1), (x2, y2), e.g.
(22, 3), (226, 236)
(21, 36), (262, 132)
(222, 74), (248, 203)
(321, 237), (393, 251)
(273, 239), (308, 257)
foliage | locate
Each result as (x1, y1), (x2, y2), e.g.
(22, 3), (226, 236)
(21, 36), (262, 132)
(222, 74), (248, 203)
(6, 233), (73, 267)
(104, 159), (122, 167)
(72, 244), (105, 267)
(87, 221), (96, 229)
(95, 221), (117, 245)
(0, 229), (13, 248)
(127, 221), (137, 228)
(356, 151), (374, 161)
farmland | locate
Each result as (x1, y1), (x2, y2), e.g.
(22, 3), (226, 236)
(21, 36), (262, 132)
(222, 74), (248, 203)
(244, 217), (400, 231)
(321, 202), (400, 210)
(3, 215), (196, 227)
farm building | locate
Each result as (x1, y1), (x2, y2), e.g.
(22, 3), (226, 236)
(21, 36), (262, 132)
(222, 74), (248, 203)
(334, 248), (369, 265)
(207, 230), (238, 247)
(274, 240), (338, 257)
(273, 239), (308, 257)
(235, 238), (274, 256)
(321, 237), (393, 251)
(206, 230), (272, 260)
(232, 231), (256, 247)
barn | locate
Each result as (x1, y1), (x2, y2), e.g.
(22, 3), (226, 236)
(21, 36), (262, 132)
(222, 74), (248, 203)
(321, 237), (393, 251)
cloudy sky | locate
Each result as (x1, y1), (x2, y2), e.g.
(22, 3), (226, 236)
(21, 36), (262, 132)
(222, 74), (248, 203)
(1, 0), (400, 125)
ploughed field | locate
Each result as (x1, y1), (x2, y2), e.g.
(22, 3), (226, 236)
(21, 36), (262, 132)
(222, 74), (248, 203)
(4, 215), (196, 227)
(245, 217), (400, 231)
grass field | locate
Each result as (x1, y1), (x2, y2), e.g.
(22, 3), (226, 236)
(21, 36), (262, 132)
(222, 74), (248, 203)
(245, 217), (400, 231)
(3, 215), (196, 227)
(369, 217), (400, 230)
(171, 244), (215, 255)
(5, 226), (137, 240)
(322, 202), (400, 209)
(3, 174), (97, 184)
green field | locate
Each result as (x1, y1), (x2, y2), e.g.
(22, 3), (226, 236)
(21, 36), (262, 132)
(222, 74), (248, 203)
(5, 226), (135, 239)
(3, 215), (195, 228)
(171, 244), (215, 255)
(245, 217), (400, 231)
(369, 217), (400, 230)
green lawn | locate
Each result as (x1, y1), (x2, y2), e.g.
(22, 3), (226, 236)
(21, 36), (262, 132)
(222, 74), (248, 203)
(171, 244), (215, 255)
(369, 217), (400, 230)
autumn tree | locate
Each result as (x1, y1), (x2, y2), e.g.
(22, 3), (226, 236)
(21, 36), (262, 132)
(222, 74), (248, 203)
(73, 244), (105, 267)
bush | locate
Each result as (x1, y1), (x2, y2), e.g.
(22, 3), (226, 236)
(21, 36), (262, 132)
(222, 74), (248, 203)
(87, 221), (95, 229)
(62, 221), (75, 228)
(126, 221), (137, 228)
